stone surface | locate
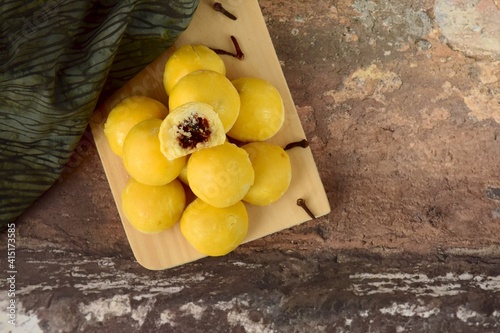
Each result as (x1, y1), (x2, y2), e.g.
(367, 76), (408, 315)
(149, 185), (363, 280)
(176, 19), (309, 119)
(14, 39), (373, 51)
(435, 0), (500, 60)
(1, 0), (500, 332)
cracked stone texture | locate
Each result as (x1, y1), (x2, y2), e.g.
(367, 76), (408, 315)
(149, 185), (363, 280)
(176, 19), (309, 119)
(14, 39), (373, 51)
(1, 0), (500, 332)
(435, 0), (500, 60)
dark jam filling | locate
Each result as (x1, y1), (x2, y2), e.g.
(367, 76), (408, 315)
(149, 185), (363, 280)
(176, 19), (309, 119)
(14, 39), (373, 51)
(177, 115), (211, 149)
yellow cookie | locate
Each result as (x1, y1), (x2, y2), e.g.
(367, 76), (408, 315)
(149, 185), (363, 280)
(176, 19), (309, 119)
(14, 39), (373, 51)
(122, 178), (186, 234)
(187, 142), (254, 208)
(159, 102), (226, 160)
(104, 96), (168, 156)
(241, 142), (292, 205)
(122, 118), (186, 186)
(163, 44), (226, 95)
(180, 198), (248, 256)
(168, 70), (240, 132)
(227, 77), (284, 142)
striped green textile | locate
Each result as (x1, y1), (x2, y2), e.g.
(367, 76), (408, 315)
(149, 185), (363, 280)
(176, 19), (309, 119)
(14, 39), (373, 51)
(0, 0), (200, 227)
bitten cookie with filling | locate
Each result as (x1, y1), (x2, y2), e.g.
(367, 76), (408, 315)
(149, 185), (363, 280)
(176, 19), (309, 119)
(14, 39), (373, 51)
(159, 102), (225, 160)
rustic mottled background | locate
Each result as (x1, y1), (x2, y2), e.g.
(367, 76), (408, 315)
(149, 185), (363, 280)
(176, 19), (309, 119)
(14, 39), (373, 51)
(1, 0), (499, 332)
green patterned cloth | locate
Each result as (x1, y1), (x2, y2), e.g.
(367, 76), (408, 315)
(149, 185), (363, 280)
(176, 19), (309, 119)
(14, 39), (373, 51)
(0, 0), (200, 226)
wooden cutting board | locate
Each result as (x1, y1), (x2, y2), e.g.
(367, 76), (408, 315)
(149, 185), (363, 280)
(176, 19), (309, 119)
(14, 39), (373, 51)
(90, 0), (331, 270)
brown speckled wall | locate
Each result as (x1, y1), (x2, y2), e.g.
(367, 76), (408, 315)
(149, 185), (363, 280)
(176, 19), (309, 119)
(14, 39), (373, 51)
(2, 0), (499, 332)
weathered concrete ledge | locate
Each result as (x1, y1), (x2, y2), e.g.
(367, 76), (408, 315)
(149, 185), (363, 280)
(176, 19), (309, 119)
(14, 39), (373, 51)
(2, 245), (500, 332)
(1, 0), (499, 332)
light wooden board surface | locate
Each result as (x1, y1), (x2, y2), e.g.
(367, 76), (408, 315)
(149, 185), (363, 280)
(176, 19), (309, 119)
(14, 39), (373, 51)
(90, 0), (331, 270)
